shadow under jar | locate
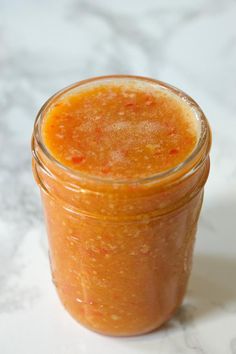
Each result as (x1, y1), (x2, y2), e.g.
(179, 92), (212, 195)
(32, 76), (211, 336)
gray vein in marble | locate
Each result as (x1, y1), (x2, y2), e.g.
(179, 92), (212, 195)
(68, 0), (204, 77)
(0, 65), (43, 313)
(0, 286), (40, 313)
(176, 305), (206, 354)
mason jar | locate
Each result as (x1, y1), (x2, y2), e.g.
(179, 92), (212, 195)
(32, 76), (211, 336)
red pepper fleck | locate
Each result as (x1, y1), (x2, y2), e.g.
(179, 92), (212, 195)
(121, 149), (129, 157)
(101, 165), (111, 174)
(94, 127), (103, 142)
(95, 127), (102, 135)
(99, 248), (110, 256)
(113, 294), (120, 300)
(71, 155), (86, 164)
(169, 148), (179, 155)
(154, 149), (162, 155)
(125, 101), (135, 107)
(168, 128), (176, 136)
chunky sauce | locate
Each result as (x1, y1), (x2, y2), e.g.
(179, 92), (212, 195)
(43, 83), (197, 178)
(33, 78), (209, 336)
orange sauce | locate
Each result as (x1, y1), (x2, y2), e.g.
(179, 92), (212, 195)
(43, 83), (197, 178)
(32, 77), (210, 336)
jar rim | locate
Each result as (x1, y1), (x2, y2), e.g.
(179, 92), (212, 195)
(33, 75), (211, 186)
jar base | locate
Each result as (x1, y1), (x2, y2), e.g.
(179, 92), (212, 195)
(59, 296), (183, 337)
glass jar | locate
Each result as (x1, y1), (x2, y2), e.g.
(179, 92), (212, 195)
(32, 76), (211, 336)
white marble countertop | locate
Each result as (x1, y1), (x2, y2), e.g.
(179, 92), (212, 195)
(0, 0), (236, 353)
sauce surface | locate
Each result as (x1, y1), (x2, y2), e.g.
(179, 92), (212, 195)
(42, 82), (198, 178)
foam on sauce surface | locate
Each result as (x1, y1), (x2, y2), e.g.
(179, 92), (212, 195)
(42, 82), (198, 179)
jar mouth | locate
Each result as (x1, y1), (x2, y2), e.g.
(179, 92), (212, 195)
(33, 75), (211, 186)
